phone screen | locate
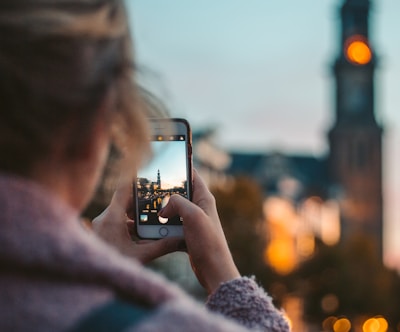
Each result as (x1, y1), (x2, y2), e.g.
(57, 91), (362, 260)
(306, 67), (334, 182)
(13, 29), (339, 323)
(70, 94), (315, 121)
(136, 134), (189, 227)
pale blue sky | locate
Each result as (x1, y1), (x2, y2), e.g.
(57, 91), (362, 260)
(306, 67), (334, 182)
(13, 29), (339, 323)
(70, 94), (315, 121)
(138, 140), (187, 189)
(127, 0), (400, 268)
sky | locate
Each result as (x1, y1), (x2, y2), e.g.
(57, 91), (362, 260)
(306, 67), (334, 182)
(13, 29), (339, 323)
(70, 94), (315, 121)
(126, 0), (400, 269)
(138, 140), (187, 189)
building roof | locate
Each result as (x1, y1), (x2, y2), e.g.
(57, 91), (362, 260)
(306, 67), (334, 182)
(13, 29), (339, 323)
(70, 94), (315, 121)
(228, 151), (330, 200)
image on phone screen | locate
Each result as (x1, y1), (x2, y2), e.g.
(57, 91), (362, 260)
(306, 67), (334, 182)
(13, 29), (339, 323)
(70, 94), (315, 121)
(136, 135), (189, 226)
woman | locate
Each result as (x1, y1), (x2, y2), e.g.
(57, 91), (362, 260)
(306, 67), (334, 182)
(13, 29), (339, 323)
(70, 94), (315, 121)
(0, 0), (290, 331)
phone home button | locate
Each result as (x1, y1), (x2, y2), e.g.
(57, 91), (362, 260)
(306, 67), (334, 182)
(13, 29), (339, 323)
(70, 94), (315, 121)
(159, 227), (169, 238)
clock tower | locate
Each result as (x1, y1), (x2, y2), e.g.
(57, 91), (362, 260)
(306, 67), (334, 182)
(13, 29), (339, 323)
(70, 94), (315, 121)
(328, 0), (383, 258)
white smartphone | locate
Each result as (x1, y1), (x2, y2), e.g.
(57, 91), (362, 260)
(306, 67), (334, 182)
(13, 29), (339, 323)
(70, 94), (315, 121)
(134, 118), (193, 239)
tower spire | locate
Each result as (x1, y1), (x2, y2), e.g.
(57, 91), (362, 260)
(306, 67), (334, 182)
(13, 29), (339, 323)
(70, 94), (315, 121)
(340, 0), (371, 46)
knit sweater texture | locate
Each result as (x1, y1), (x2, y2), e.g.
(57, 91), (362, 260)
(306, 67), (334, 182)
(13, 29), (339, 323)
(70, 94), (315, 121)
(0, 174), (290, 331)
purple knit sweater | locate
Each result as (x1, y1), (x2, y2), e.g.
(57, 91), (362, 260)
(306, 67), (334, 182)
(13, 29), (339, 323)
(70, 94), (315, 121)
(0, 174), (290, 331)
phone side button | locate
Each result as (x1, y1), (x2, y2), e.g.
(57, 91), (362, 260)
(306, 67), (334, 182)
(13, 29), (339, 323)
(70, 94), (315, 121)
(159, 227), (169, 237)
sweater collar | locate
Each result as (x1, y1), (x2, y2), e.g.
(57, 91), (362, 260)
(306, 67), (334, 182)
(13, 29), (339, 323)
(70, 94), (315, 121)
(0, 172), (184, 305)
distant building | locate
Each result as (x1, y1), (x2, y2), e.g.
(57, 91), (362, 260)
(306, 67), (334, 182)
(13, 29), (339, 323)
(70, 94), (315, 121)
(156, 169), (161, 189)
(192, 129), (232, 188)
(328, 0), (383, 258)
(227, 151), (341, 274)
(195, 0), (383, 273)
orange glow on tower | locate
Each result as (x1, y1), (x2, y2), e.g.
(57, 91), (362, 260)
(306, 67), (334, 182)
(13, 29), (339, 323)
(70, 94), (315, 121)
(345, 35), (372, 65)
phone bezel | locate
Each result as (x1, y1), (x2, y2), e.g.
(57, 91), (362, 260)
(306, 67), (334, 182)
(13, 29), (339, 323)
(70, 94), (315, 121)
(134, 118), (192, 239)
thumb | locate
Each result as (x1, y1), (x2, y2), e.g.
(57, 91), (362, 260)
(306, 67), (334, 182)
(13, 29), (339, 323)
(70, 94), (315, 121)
(159, 194), (207, 231)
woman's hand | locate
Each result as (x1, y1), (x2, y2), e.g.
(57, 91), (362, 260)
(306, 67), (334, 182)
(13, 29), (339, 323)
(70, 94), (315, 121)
(159, 170), (241, 294)
(91, 182), (183, 264)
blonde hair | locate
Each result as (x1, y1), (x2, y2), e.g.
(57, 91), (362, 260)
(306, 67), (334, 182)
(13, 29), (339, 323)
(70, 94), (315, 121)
(0, 0), (149, 179)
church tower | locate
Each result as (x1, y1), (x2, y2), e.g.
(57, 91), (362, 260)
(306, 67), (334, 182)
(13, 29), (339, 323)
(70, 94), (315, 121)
(157, 169), (161, 189)
(328, 0), (383, 258)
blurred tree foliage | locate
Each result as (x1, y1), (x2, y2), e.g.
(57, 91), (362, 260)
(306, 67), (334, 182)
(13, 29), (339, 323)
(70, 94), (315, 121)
(293, 234), (400, 328)
(212, 177), (400, 327)
(211, 176), (278, 291)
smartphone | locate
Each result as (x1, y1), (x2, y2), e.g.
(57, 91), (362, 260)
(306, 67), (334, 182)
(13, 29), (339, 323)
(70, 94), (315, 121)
(134, 118), (193, 239)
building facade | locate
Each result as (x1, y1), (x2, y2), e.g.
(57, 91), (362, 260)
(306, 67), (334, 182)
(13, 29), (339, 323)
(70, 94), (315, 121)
(222, 0), (384, 267)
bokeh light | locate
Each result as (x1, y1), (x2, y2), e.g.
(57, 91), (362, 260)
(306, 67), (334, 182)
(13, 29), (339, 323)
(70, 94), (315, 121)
(321, 293), (339, 314)
(363, 317), (388, 332)
(323, 316), (338, 331)
(333, 318), (351, 332)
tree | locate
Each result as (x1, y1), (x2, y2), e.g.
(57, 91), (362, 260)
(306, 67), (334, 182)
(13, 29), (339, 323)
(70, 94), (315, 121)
(212, 176), (277, 289)
(293, 234), (400, 329)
